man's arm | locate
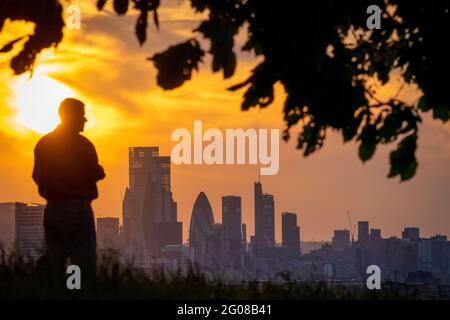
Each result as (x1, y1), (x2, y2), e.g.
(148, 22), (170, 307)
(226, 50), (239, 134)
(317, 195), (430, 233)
(85, 139), (106, 182)
(32, 142), (43, 185)
(32, 140), (46, 196)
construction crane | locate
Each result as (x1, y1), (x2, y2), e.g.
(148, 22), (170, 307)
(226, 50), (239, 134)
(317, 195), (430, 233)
(347, 210), (355, 242)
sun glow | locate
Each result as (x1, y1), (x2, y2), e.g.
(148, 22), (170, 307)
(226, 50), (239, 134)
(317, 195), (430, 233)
(13, 73), (76, 134)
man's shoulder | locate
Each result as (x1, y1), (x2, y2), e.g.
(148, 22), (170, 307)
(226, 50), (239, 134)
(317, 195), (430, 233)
(78, 134), (95, 147)
(34, 131), (56, 150)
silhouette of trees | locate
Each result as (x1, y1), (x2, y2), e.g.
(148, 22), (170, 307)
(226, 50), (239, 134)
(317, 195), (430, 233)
(1, 0), (449, 180)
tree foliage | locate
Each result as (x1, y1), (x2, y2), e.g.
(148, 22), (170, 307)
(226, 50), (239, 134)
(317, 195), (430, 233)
(1, 0), (449, 181)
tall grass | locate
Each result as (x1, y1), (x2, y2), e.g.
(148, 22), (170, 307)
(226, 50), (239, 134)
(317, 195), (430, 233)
(0, 250), (419, 300)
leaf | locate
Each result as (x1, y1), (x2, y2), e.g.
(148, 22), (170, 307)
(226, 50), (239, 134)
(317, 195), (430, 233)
(150, 40), (205, 90)
(97, 0), (108, 10)
(153, 9), (159, 29)
(418, 95), (430, 112)
(298, 124), (326, 156)
(195, 18), (237, 79)
(388, 134), (418, 181)
(342, 124), (357, 142)
(0, 36), (25, 53)
(135, 11), (148, 46)
(113, 0), (129, 15)
(230, 62), (276, 111)
(433, 104), (450, 122)
(359, 143), (376, 162)
(357, 124), (378, 162)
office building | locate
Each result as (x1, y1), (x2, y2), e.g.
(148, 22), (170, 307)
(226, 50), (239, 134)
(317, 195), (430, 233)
(222, 195), (243, 269)
(402, 227), (420, 241)
(97, 217), (121, 250)
(123, 147), (182, 261)
(0, 202), (15, 251)
(332, 229), (350, 250)
(358, 221), (369, 247)
(282, 212), (301, 257)
(15, 203), (45, 261)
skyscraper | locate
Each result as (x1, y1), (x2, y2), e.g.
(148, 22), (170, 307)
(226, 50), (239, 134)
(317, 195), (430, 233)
(222, 196), (242, 241)
(282, 212), (301, 258)
(189, 192), (216, 269)
(222, 195), (243, 269)
(254, 181), (275, 247)
(262, 194), (275, 247)
(370, 228), (382, 241)
(332, 229), (350, 250)
(402, 227), (420, 241)
(123, 147), (181, 260)
(358, 221), (369, 247)
(254, 181), (263, 241)
(15, 203), (45, 261)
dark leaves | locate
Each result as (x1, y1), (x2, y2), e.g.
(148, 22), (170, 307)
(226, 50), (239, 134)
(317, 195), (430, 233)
(136, 11), (148, 45)
(433, 104), (450, 122)
(196, 18), (237, 79)
(389, 134), (418, 181)
(0, 0), (64, 75)
(113, 0), (129, 15)
(1, 1), (449, 182)
(228, 62), (276, 111)
(97, 0), (108, 10)
(149, 40), (205, 90)
(0, 37), (25, 53)
(297, 123), (326, 157)
(358, 123), (378, 162)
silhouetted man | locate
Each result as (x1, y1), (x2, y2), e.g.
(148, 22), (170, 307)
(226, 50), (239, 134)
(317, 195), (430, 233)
(33, 98), (105, 289)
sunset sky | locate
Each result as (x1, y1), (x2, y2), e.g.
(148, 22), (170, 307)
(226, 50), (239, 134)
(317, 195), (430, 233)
(0, 0), (449, 242)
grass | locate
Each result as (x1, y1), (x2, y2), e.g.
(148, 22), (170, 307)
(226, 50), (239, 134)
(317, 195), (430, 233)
(0, 251), (420, 300)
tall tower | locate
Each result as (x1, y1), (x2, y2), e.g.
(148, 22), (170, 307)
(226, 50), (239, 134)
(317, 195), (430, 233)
(222, 195), (243, 269)
(262, 194), (275, 247)
(254, 181), (275, 247)
(282, 212), (301, 257)
(357, 221), (369, 247)
(254, 181), (263, 240)
(123, 147), (181, 260)
(222, 196), (242, 241)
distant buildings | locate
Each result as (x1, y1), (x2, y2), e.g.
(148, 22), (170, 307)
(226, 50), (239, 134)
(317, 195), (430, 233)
(3, 144), (449, 290)
(0, 202), (15, 251)
(303, 221), (450, 286)
(402, 227), (420, 241)
(332, 229), (350, 250)
(97, 217), (121, 250)
(370, 228), (382, 241)
(14, 203), (45, 261)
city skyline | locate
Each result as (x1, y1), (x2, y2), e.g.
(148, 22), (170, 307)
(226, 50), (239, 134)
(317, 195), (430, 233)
(0, 143), (448, 285)
(0, 0), (449, 243)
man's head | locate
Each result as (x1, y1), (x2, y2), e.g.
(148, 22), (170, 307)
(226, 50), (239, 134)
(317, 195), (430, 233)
(58, 98), (87, 133)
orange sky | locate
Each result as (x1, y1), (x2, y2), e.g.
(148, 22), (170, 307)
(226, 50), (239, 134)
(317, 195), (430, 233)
(0, 0), (449, 242)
